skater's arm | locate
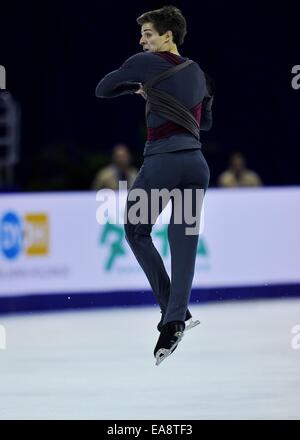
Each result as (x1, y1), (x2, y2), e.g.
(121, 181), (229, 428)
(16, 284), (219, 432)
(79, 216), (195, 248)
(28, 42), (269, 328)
(200, 72), (215, 131)
(95, 52), (150, 98)
(200, 95), (213, 131)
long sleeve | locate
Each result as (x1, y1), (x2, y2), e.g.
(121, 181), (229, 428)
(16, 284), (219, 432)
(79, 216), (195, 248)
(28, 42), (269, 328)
(95, 52), (150, 98)
(200, 72), (215, 131)
(200, 95), (213, 131)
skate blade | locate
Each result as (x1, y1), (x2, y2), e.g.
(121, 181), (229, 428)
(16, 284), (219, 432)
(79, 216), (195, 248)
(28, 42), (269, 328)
(185, 319), (200, 332)
(155, 332), (184, 366)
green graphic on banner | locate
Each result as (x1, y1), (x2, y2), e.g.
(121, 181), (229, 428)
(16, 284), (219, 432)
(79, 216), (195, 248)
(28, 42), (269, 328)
(99, 220), (126, 271)
(99, 220), (209, 271)
(197, 236), (209, 257)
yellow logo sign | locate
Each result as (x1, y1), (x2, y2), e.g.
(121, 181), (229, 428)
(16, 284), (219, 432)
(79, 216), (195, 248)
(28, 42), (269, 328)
(24, 213), (49, 256)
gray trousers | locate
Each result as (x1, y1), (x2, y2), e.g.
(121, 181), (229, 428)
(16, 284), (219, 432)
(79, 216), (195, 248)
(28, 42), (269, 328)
(124, 148), (210, 325)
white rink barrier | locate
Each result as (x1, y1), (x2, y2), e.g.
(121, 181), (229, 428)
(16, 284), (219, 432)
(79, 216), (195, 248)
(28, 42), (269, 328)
(0, 187), (299, 310)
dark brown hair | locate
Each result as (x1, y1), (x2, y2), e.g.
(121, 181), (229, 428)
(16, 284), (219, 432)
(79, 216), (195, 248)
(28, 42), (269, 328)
(136, 5), (187, 46)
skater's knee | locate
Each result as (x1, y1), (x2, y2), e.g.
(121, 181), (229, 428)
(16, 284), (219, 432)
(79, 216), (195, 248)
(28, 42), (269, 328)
(124, 222), (135, 243)
(124, 222), (139, 245)
(124, 222), (149, 245)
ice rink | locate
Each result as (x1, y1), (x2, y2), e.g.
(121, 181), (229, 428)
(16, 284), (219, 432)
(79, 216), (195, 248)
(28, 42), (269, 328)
(0, 298), (300, 420)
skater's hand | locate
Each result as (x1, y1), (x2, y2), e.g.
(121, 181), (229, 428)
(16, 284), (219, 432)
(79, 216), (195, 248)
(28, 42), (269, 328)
(134, 83), (147, 100)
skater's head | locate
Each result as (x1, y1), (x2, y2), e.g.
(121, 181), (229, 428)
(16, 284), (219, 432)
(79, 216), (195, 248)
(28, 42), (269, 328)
(137, 5), (187, 53)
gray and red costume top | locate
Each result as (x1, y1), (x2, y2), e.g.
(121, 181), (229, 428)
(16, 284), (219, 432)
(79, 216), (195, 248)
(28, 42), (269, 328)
(95, 51), (213, 157)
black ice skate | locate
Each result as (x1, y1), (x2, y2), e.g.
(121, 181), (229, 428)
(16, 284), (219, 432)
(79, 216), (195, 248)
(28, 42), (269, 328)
(157, 309), (200, 333)
(154, 321), (185, 366)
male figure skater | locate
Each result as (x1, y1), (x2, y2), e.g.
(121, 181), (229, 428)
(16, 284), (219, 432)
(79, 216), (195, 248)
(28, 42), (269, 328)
(95, 5), (213, 365)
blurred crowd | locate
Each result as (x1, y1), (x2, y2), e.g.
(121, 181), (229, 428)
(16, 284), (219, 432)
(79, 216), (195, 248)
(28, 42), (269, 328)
(90, 146), (263, 191)
(0, 91), (263, 192)
(91, 144), (138, 191)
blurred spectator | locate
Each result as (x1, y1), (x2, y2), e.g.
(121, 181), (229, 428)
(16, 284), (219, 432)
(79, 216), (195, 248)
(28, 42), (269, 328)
(91, 143), (138, 190)
(217, 152), (262, 187)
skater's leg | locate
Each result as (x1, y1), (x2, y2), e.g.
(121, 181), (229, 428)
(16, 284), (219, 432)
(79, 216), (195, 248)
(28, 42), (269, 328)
(163, 184), (203, 324)
(124, 171), (171, 313)
(163, 149), (210, 325)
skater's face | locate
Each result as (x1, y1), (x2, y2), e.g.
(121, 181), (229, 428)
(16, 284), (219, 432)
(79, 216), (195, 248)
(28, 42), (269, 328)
(139, 22), (173, 53)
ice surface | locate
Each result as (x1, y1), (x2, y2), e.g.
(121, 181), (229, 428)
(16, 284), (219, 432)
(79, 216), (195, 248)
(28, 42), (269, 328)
(0, 299), (300, 420)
